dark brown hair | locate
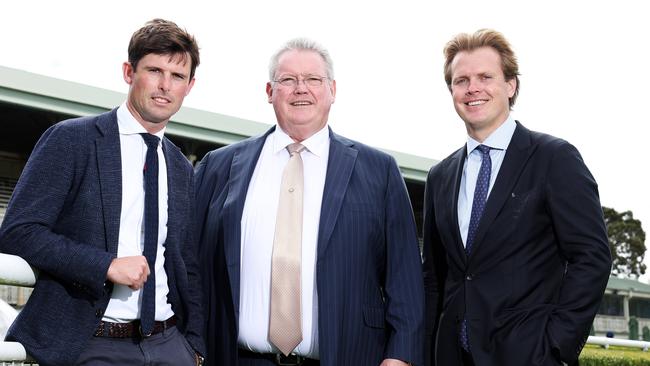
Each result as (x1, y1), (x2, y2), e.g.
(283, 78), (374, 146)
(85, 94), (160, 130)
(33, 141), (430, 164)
(128, 18), (200, 79)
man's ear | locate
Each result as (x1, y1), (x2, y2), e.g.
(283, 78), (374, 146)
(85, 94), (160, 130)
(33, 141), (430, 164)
(122, 62), (134, 85)
(184, 78), (196, 96)
(266, 82), (274, 104)
(506, 77), (517, 98)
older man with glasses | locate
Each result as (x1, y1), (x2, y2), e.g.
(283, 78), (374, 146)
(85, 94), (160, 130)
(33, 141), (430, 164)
(194, 38), (425, 366)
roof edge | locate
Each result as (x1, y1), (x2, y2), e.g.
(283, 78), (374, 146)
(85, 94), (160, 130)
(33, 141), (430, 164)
(0, 65), (437, 181)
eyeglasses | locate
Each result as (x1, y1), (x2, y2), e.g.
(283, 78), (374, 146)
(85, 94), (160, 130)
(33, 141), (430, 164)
(273, 75), (329, 88)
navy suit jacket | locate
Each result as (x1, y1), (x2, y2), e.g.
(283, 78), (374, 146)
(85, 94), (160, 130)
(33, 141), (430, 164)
(422, 122), (611, 366)
(195, 127), (425, 366)
(0, 109), (205, 366)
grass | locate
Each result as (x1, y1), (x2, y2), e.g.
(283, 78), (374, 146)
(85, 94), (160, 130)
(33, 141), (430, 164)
(580, 344), (650, 365)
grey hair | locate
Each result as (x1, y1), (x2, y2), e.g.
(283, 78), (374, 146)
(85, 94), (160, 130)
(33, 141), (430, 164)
(268, 38), (334, 81)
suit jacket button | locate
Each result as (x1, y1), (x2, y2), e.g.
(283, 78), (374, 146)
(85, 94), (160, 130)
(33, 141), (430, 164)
(95, 309), (103, 317)
(466, 274), (473, 281)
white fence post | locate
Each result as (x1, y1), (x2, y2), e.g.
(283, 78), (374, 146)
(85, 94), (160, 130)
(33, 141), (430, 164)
(0, 254), (36, 364)
(0, 254), (36, 287)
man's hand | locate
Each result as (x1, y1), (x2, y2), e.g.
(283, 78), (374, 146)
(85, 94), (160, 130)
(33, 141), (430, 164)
(380, 359), (410, 366)
(106, 256), (150, 290)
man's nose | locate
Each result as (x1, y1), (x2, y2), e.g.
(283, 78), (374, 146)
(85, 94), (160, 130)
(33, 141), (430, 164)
(293, 80), (309, 93)
(159, 75), (171, 92)
(466, 78), (481, 94)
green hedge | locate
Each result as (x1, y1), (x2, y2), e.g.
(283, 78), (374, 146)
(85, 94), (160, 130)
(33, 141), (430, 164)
(580, 345), (650, 366)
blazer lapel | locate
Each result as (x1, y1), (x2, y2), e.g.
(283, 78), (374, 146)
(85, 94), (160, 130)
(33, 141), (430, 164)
(447, 147), (469, 267)
(317, 129), (357, 259)
(469, 122), (535, 260)
(95, 109), (122, 255)
(161, 139), (183, 250)
(222, 128), (273, 312)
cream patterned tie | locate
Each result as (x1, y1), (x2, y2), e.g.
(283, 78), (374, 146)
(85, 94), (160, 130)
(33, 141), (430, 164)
(269, 142), (305, 356)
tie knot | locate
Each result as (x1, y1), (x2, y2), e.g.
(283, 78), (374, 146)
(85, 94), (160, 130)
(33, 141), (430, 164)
(140, 133), (160, 150)
(286, 143), (305, 156)
(476, 144), (491, 156)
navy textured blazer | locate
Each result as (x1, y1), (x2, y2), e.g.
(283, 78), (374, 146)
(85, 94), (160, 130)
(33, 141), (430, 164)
(0, 109), (205, 366)
(195, 127), (425, 366)
(422, 122), (611, 366)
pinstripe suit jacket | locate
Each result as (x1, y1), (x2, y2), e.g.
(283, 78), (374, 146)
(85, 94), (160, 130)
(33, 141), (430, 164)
(0, 109), (205, 366)
(195, 126), (425, 366)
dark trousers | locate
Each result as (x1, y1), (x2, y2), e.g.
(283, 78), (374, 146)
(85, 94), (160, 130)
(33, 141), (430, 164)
(74, 326), (195, 366)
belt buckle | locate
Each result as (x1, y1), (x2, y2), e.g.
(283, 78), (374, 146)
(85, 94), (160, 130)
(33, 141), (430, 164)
(275, 353), (304, 366)
(138, 323), (152, 338)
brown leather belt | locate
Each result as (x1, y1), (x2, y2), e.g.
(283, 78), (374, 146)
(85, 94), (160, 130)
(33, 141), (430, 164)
(94, 315), (177, 338)
(238, 348), (319, 365)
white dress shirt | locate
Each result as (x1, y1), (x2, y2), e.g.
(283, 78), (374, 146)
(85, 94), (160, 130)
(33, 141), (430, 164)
(103, 103), (174, 323)
(238, 125), (330, 358)
(458, 116), (517, 248)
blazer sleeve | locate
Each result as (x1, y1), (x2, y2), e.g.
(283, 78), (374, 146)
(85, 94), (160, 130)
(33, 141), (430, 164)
(193, 149), (237, 365)
(544, 142), (611, 363)
(182, 170), (207, 357)
(421, 166), (448, 366)
(0, 123), (114, 299)
(383, 157), (425, 365)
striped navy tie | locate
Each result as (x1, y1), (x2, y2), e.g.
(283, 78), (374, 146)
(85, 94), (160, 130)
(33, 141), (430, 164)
(460, 144), (492, 352)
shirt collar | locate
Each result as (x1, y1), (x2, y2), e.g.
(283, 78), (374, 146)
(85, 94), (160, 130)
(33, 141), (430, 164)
(466, 115), (516, 155)
(272, 124), (330, 157)
(117, 102), (166, 141)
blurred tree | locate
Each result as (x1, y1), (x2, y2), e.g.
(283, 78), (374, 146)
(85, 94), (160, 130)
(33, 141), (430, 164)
(604, 207), (646, 279)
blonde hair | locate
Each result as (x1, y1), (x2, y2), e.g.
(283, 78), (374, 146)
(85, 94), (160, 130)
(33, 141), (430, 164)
(443, 29), (520, 107)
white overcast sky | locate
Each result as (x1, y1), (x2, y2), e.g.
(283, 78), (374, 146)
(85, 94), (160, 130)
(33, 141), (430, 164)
(3, 1), (650, 274)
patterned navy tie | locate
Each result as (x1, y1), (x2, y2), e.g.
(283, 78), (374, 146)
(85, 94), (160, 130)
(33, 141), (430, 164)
(139, 133), (160, 336)
(460, 144), (492, 352)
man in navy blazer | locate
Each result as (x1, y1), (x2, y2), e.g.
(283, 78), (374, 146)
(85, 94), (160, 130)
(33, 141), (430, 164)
(195, 39), (424, 366)
(0, 19), (205, 366)
(422, 29), (611, 366)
